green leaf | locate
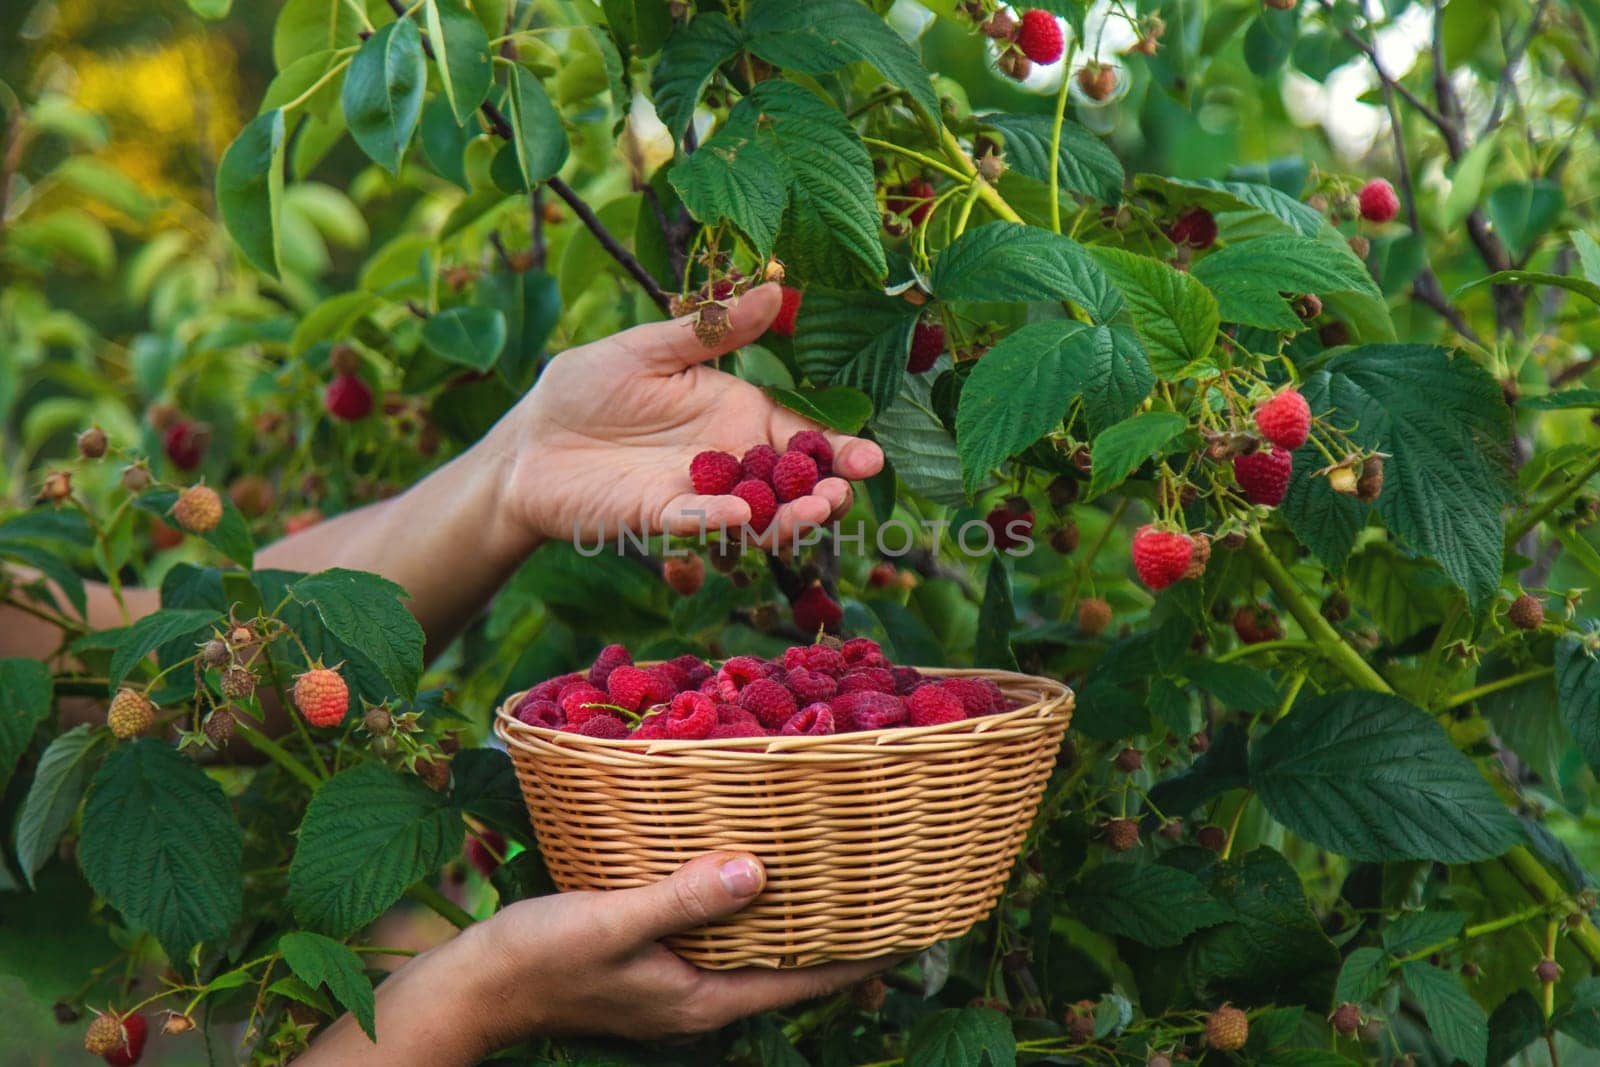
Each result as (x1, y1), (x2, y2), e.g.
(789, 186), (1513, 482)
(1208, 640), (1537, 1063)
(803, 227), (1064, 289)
(978, 113), (1123, 203)
(288, 762), (463, 935)
(932, 222), (1122, 322)
(508, 65), (569, 186)
(1575, 231), (1600, 286)
(669, 113), (787, 259)
(106, 608), (219, 690)
(1296, 345), (1511, 607)
(1556, 635), (1600, 777)
(1068, 862), (1230, 947)
(14, 726), (98, 888)
(1085, 411), (1188, 500)
(1181, 659), (1279, 713)
(1344, 541), (1461, 643)
(1522, 388), (1600, 410)
(449, 748), (529, 834)
(1441, 133), (1498, 230)
(216, 110), (286, 277)
(1554, 977), (1600, 1049)
(280, 931), (377, 1040)
(745, 0), (940, 128)
(290, 569), (425, 700)
(424, 0), (491, 126)
(1335, 946), (1392, 1004)
(873, 366), (965, 506)
(1485, 180), (1564, 260)
(187, 0), (232, 17)
(1383, 910), (1465, 956)
(1401, 961), (1488, 1067)
(0, 657), (52, 795)
(1192, 234), (1379, 331)
(1453, 268), (1600, 308)
(1148, 723), (1250, 815)
(1090, 247), (1219, 378)
(976, 559), (1018, 671)
(791, 288), (912, 413)
(1135, 174), (1323, 238)
(420, 307), (508, 371)
(904, 1007), (1015, 1067)
(341, 18), (427, 174)
(0, 538), (87, 619)
(80, 740), (242, 959)
(650, 13), (745, 139)
(1250, 690), (1524, 862)
(274, 0), (365, 70)
(133, 488), (256, 569)
(956, 320), (1152, 496)
(1489, 991), (1545, 1063)
(764, 386), (871, 433)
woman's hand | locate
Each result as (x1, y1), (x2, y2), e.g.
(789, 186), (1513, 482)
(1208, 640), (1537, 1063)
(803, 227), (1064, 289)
(491, 283), (885, 546)
(300, 854), (900, 1064)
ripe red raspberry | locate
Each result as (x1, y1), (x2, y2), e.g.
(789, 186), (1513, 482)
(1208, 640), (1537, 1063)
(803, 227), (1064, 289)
(325, 372), (374, 421)
(939, 677), (1006, 715)
(607, 665), (673, 713)
(986, 496), (1035, 550)
(741, 444), (781, 484)
(108, 688), (155, 740)
(908, 321), (946, 373)
(838, 667), (896, 695)
(1196, 824), (1227, 851)
(1131, 525), (1194, 590)
(558, 681), (612, 724)
(891, 666), (926, 695)
(587, 644), (633, 688)
(1254, 388), (1311, 450)
(664, 691), (718, 739)
(632, 713), (668, 740)
(1233, 447), (1293, 506)
(293, 666), (349, 727)
(887, 178), (936, 227)
(465, 829), (506, 878)
(1233, 602), (1285, 644)
(711, 655), (770, 701)
(573, 714), (629, 739)
(781, 703), (837, 736)
(772, 286), (802, 336)
(690, 450), (742, 495)
(708, 719), (766, 740)
(772, 451), (820, 502)
(663, 554), (705, 596)
(784, 644), (847, 676)
(85, 1010), (148, 1064)
(528, 671), (583, 703)
(786, 666), (838, 704)
(1358, 178), (1399, 223)
(1017, 10), (1064, 63)
(1330, 1002), (1361, 1036)
(731, 478), (778, 533)
(792, 583), (843, 634)
(514, 697), (563, 729)
(1166, 207), (1218, 249)
(172, 484), (222, 534)
(1077, 597), (1112, 636)
(162, 420), (207, 471)
(667, 654), (714, 686)
(786, 430), (834, 476)
(907, 684), (966, 727)
(841, 637), (887, 668)
(1102, 817), (1140, 851)
(833, 690), (908, 731)
(649, 661), (692, 694)
(1509, 593), (1545, 630)
(868, 563), (898, 588)
(1204, 1005), (1249, 1052)
(1113, 746), (1143, 773)
(738, 678), (798, 730)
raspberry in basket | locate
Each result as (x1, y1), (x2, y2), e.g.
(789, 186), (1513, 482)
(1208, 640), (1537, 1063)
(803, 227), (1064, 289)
(606, 665), (673, 712)
(586, 644), (632, 687)
(781, 703), (836, 736)
(891, 666), (926, 695)
(907, 684), (966, 727)
(840, 637), (888, 668)
(783, 644), (847, 676)
(715, 703), (766, 735)
(514, 698), (563, 729)
(666, 654), (714, 686)
(739, 678), (797, 730)
(939, 677), (1007, 716)
(786, 666), (838, 704)
(665, 692), (717, 740)
(838, 667), (895, 695)
(711, 655), (770, 700)
(572, 715), (630, 739)
(557, 682), (611, 723)
(527, 671), (582, 703)
(833, 690), (908, 731)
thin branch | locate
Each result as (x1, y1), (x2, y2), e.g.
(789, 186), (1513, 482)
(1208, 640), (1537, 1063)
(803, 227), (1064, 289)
(1481, 0), (1549, 139)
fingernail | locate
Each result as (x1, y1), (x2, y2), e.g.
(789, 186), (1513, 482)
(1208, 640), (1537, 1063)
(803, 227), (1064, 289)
(719, 857), (762, 897)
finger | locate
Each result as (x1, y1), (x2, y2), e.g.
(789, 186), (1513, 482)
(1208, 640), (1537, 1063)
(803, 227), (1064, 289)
(661, 494), (751, 537)
(692, 954), (909, 1027)
(606, 853), (767, 947)
(618, 284), (783, 373)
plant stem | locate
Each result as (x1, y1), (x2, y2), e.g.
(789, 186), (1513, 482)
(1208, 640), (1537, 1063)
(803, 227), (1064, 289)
(1062, 498), (1128, 611)
(1394, 901), (1552, 965)
(1047, 58), (1073, 235)
(545, 177), (672, 313)
(1507, 449), (1600, 545)
(406, 882), (475, 929)
(1214, 638), (1320, 663)
(859, 137), (970, 183)
(937, 126), (1023, 225)
(1437, 665), (1554, 710)
(233, 721), (322, 791)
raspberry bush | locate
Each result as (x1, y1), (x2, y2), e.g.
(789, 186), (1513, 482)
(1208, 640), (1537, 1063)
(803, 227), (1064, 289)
(5, 0), (1600, 1064)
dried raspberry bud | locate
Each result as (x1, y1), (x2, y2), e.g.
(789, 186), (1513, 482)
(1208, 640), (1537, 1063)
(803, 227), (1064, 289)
(1348, 235), (1371, 258)
(1319, 321), (1351, 347)
(77, 426), (108, 459)
(1113, 747), (1143, 773)
(1050, 522), (1080, 555)
(200, 638), (230, 667)
(40, 470), (73, 504)
(1508, 593), (1544, 630)
(1065, 998), (1097, 1042)
(1047, 475), (1079, 509)
(1077, 61), (1117, 101)
(120, 464), (152, 493)
(1077, 597), (1112, 636)
(202, 708), (236, 747)
(1101, 817), (1140, 851)
(220, 666), (256, 701)
(1184, 534), (1211, 579)
(1535, 958), (1561, 983)
(1293, 293), (1323, 320)
(107, 688), (155, 740)
(162, 1011), (196, 1035)
(976, 150), (1005, 184)
(1328, 459), (1361, 496)
(693, 304), (731, 347)
(1146, 1056), (1173, 1067)
(228, 625), (254, 648)
(1321, 593), (1351, 623)
(762, 259), (785, 284)
(1196, 824), (1227, 851)
(1157, 819), (1183, 841)
(1330, 1002), (1361, 1036)
(980, 9), (1018, 38)
(1205, 1005), (1249, 1051)
(997, 48), (1032, 81)
(228, 475), (275, 518)
(1460, 961), (1482, 978)
(1356, 455), (1385, 502)
(173, 484), (222, 533)
(415, 755), (451, 791)
(663, 554), (706, 597)
(364, 707), (393, 735)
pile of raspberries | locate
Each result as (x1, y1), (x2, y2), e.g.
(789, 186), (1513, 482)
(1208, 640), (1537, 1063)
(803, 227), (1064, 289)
(510, 638), (1018, 742)
(689, 430), (833, 534)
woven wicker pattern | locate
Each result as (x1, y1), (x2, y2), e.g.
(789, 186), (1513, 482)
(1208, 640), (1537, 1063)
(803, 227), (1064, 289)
(493, 667), (1073, 970)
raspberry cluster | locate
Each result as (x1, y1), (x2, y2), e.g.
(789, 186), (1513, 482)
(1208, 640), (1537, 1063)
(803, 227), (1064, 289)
(689, 430), (835, 533)
(513, 638), (1019, 743)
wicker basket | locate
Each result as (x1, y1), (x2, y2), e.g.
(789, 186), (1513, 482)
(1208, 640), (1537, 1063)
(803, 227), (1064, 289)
(493, 667), (1073, 969)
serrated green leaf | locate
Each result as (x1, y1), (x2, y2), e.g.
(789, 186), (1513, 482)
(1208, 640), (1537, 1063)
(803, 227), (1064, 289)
(0, 538), (86, 619)
(932, 222), (1122, 322)
(764, 386), (871, 433)
(1148, 723), (1250, 815)
(976, 558), (1018, 671)
(1383, 910), (1465, 956)
(1554, 977), (1600, 1049)
(425, 0), (491, 126)
(290, 569), (425, 700)
(1485, 180), (1564, 260)
(216, 110), (285, 277)
(280, 931), (377, 1040)
(509, 65), (568, 186)
(905, 1008), (1015, 1067)
(1192, 234), (1379, 331)
(80, 740), (242, 959)
(105, 608), (219, 690)
(1181, 659), (1278, 712)
(1090, 247), (1219, 378)
(14, 726), (98, 887)
(1136, 174), (1322, 237)
(978, 113), (1122, 202)
(1402, 961), (1488, 1067)
(1085, 411), (1187, 500)
(0, 658), (53, 796)
(1251, 691), (1523, 862)
(1489, 990), (1546, 1063)
(1556, 635), (1600, 777)
(420, 307), (508, 372)
(1521, 388), (1600, 410)
(1344, 540), (1461, 644)
(649, 14), (745, 140)
(873, 367), (965, 506)
(1068, 862), (1230, 947)
(1335, 946), (1392, 1003)
(669, 111), (786, 258)
(791, 288), (911, 412)
(1453, 267), (1600, 308)
(1574, 231), (1600, 286)
(341, 18), (426, 174)
(288, 762), (463, 935)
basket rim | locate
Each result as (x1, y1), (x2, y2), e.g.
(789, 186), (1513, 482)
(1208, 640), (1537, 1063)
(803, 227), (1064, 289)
(494, 665), (1072, 758)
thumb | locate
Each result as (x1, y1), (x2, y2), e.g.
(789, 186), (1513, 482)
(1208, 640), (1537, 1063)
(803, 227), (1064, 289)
(607, 852), (766, 946)
(619, 283), (783, 372)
